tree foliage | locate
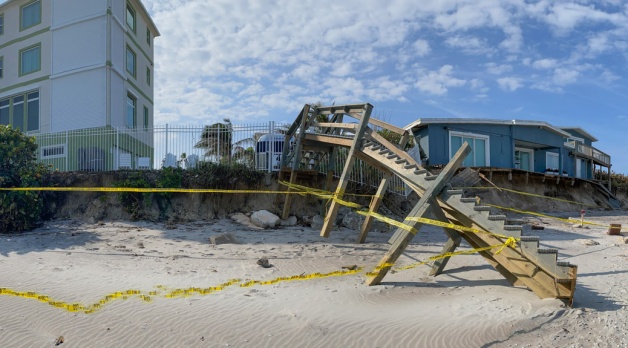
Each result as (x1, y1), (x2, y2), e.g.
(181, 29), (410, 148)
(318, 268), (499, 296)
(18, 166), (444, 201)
(0, 126), (49, 233)
(194, 119), (233, 163)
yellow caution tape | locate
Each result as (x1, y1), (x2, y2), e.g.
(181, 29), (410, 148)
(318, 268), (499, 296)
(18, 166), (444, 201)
(367, 237), (519, 274)
(484, 203), (621, 229)
(0, 267), (362, 314)
(455, 186), (598, 208)
(355, 210), (418, 234)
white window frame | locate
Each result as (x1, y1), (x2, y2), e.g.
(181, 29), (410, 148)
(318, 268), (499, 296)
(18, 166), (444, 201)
(126, 3), (136, 33)
(448, 131), (490, 166)
(126, 92), (137, 129)
(41, 144), (66, 159)
(514, 147), (533, 171)
(546, 152), (559, 171)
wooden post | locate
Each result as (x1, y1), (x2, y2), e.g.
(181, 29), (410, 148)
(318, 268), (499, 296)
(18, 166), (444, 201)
(367, 143), (471, 285)
(320, 104), (373, 238)
(357, 131), (411, 243)
(357, 173), (392, 243)
(428, 200), (462, 276)
(282, 105), (311, 220)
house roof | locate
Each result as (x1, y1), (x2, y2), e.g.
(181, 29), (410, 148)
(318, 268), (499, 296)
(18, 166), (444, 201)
(559, 127), (598, 142)
(404, 118), (573, 138)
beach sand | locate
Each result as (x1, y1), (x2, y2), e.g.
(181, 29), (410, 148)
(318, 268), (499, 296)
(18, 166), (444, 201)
(1, 211), (627, 347)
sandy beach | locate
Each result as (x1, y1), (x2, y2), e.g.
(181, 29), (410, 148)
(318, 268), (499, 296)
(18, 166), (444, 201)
(1, 210), (627, 347)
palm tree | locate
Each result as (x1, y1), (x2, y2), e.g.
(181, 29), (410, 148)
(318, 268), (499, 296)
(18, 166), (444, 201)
(194, 118), (232, 163)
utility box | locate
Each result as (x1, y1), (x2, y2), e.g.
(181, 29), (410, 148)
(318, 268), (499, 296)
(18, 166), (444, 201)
(255, 134), (289, 172)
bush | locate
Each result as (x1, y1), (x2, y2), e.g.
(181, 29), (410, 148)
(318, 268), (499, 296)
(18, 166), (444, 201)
(0, 126), (50, 233)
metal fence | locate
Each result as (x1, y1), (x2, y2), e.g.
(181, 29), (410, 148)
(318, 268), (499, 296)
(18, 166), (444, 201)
(31, 123), (411, 196)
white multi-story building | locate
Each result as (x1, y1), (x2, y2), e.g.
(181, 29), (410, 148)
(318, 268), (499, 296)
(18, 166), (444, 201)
(0, 0), (159, 170)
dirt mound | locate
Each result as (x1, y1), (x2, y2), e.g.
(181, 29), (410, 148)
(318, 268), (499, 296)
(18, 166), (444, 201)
(42, 170), (622, 225)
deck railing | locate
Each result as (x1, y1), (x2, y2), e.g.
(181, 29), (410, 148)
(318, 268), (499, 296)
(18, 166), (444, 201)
(574, 143), (611, 167)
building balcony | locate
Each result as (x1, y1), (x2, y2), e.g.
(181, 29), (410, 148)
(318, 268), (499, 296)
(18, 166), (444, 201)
(572, 143), (611, 167)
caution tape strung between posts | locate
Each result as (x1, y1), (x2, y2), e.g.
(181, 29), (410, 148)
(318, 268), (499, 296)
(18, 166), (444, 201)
(366, 237), (518, 275)
(455, 186), (598, 208)
(484, 203), (626, 231)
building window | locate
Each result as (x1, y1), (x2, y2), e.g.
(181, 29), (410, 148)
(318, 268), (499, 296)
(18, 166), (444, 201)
(126, 46), (136, 78)
(126, 4), (136, 33)
(0, 98), (8, 125)
(126, 93), (136, 129)
(143, 106), (149, 128)
(0, 14), (4, 35)
(0, 56), (3, 78)
(42, 145), (65, 159)
(0, 91), (39, 131)
(20, 0), (41, 31)
(146, 28), (150, 46)
(27, 91), (39, 131)
(449, 131), (490, 167)
(20, 44), (41, 76)
(546, 152), (559, 171)
(146, 67), (150, 85)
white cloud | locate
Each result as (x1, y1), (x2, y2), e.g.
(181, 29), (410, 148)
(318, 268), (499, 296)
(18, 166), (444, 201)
(532, 59), (559, 69)
(331, 62), (353, 77)
(497, 77), (524, 91)
(485, 63), (513, 75)
(137, 0), (628, 128)
(412, 39), (431, 57)
(553, 68), (580, 85)
(416, 65), (466, 95)
(445, 35), (493, 55)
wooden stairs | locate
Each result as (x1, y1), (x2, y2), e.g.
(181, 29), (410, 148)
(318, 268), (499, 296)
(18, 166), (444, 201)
(280, 103), (578, 305)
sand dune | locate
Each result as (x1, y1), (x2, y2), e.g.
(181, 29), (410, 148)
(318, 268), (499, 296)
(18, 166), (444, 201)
(1, 212), (627, 347)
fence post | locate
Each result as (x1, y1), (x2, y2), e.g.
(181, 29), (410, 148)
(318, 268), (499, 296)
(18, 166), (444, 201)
(165, 124), (169, 168)
(269, 121), (274, 173)
(116, 127), (119, 170)
(65, 130), (69, 171)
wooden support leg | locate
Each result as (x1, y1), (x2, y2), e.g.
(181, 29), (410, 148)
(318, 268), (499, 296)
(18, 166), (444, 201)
(320, 104), (373, 238)
(428, 201), (462, 276)
(281, 172), (298, 220)
(367, 144), (471, 285)
(357, 173), (392, 243)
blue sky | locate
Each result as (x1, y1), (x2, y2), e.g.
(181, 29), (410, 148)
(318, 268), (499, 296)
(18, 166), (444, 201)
(142, 0), (628, 173)
(4, 1), (626, 173)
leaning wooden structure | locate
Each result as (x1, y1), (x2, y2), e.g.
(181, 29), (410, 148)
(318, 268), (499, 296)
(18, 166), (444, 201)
(279, 103), (578, 306)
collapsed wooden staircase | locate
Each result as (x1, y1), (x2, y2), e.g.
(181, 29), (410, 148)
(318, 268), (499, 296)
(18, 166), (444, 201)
(280, 103), (577, 305)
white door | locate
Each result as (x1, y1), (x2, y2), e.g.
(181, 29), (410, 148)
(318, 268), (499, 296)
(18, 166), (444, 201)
(576, 158), (582, 178)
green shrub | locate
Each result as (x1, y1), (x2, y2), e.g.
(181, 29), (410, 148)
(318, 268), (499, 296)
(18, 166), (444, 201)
(113, 174), (153, 220)
(0, 126), (50, 233)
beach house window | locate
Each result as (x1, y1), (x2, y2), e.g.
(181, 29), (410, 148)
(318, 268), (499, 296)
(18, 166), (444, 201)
(126, 93), (136, 129)
(146, 67), (150, 85)
(146, 28), (151, 45)
(143, 106), (149, 128)
(19, 44), (41, 76)
(449, 131), (490, 167)
(546, 152), (559, 171)
(126, 4), (136, 33)
(0, 14), (4, 35)
(20, 0), (41, 31)
(0, 56), (3, 78)
(126, 46), (136, 78)
(0, 98), (8, 125)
